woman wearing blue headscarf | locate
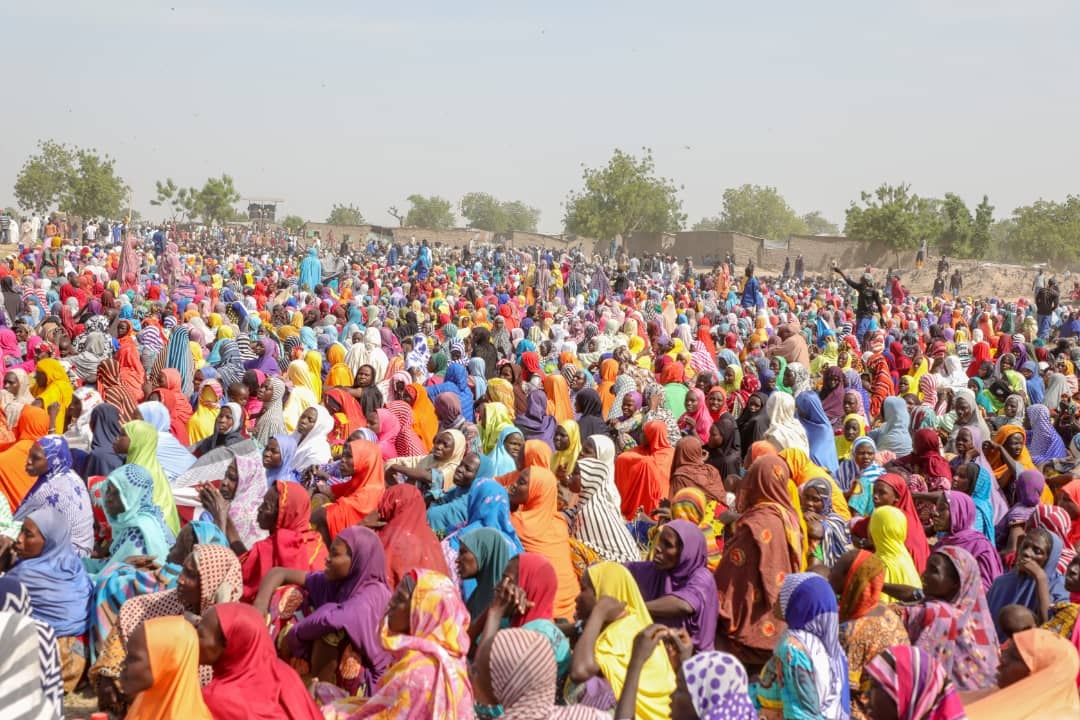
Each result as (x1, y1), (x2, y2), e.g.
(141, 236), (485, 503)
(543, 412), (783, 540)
(85, 465), (176, 577)
(263, 433), (300, 484)
(477, 426), (523, 480)
(298, 246), (322, 290)
(869, 396), (913, 456)
(427, 362), (475, 422)
(795, 392), (840, 476)
(755, 572), (850, 719)
(440, 478), (523, 599)
(2, 506), (94, 689)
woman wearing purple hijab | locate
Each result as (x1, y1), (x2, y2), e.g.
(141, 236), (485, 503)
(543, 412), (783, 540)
(624, 519), (718, 652)
(513, 389), (557, 450)
(243, 338), (281, 376)
(255, 525), (391, 695)
(933, 491), (1003, 591)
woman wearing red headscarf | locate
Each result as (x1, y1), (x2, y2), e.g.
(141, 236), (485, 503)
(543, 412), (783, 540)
(613, 420), (675, 519)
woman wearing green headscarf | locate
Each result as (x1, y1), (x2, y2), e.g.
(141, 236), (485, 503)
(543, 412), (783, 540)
(114, 421), (180, 534)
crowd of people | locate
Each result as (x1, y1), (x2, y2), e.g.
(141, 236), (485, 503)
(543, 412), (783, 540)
(0, 217), (1079, 720)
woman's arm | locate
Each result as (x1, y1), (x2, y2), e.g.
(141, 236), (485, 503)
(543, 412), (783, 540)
(644, 595), (693, 620)
(252, 567), (308, 614)
(881, 583), (922, 603)
(569, 596), (625, 683)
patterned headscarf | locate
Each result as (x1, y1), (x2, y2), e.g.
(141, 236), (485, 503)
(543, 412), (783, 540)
(864, 646), (966, 720)
(682, 651), (757, 720)
(778, 573), (850, 719)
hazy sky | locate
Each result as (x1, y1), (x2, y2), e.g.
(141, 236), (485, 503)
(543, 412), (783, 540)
(5, 1), (1078, 232)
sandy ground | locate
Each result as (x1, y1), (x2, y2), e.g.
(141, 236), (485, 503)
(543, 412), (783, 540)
(63, 688), (101, 719)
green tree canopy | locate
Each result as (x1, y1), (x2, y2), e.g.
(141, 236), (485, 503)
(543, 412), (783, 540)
(1002, 196), (1080, 265)
(15, 140), (127, 218)
(327, 203), (365, 226)
(971, 195), (994, 259)
(844, 183), (935, 257)
(694, 184), (807, 240)
(193, 175), (241, 226)
(563, 148), (685, 241)
(459, 192), (540, 233)
(801, 211), (839, 235)
(150, 178), (197, 221)
(404, 195), (455, 229)
(281, 215), (306, 234)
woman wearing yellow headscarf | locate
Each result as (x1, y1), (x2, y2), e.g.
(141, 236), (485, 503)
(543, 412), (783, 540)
(478, 401), (514, 454)
(283, 360), (318, 432)
(32, 358), (73, 433)
(834, 413), (867, 462)
(551, 418), (581, 486)
(572, 562), (676, 720)
(187, 380), (222, 444)
(869, 505), (922, 600)
(304, 350), (323, 401)
(188, 342), (206, 370)
(779, 447), (851, 521)
(124, 617), (213, 719)
(485, 379), (516, 415)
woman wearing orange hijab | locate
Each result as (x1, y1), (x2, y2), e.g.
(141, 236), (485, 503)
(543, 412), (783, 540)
(0, 406), (49, 508)
(596, 358), (620, 419)
(541, 373), (574, 423)
(506, 466), (578, 620)
(315, 439), (386, 541)
(613, 420), (675, 519)
(121, 616), (212, 719)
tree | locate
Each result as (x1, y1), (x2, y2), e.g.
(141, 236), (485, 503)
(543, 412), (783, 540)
(14, 140), (127, 218)
(1002, 197), (1080, 265)
(281, 215), (306, 234)
(404, 195), (455, 229)
(192, 175), (241, 226)
(801, 211), (839, 235)
(971, 195), (994, 259)
(564, 148), (684, 241)
(14, 140), (74, 214)
(150, 178), (195, 221)
(387, 206), (405, 226)
(697, 184), (807, 240)
(938, 193), (972, 258)
(326, 203), (365, 226)
(844, 183), (928, 262)
(460, 192), (540, 232)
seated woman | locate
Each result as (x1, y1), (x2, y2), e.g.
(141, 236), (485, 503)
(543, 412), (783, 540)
(625, 519), (718, 652)
(116, 419), (181, 534)
(0, 576), (64, 718)
(263, 434), (301, 485)
(192, 402), (245, 456)
(472, 627), (608, 720)
(350, 569), (474, 719)
(885, 546), (1000, 691)
(368, 484), (450, 589)
(89, 544), (242, 715)
(827, 549), (910, 719)
(455, 527), (515, 639)
(312, 439), (385, 543)
(187, 379), (222, 445)
(716, 455), (805, 667)
(565, 435), (641, 566)
(755, 573), (849, 720)
(507, 467), (579, 621)
(868, 473), (930, 573)
(781, 447), (851, 521)
(476, 552), (568, 682)
(238, 480), (328, 603)
(89, 521), (226, 663)
(84, 403), (126, 479)
(986, 527), (1070, 641)
(614, 420), (675, 519)
(195, 448), (269, 554)
(254, 526), (391, 697)
(569, 561), (676, 719)
(197, 603), (322, 720)
(799, 479), (850, 569)
(17, 435), (94, 557)
(440, 479), (523, 587)
(965, 627), (1080, 717)
(289, 405), (334, 475)
(0, 507), (93, 693)
(121, 616), (212, 719)
(864, 646), (965, 720)
(869, 505), (923, 601)
(383, 428), (467, 504)
(85, 465), (176, 576)
(426, 452), (481, 535)
(933, 491), (1003, 592)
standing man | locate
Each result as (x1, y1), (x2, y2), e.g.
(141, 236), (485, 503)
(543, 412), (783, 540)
(949, 268), (963, 297)
(794, 254), (805, 282)
(741, 265), (762, 310)
(833, 267), (884, 345)
(916, 238), (927, 269)
(1036, 279), (1060, 340)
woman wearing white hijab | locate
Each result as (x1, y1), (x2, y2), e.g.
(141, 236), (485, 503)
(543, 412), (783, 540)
(289, 404), (334, 474)
(763, 392), (810, 456)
